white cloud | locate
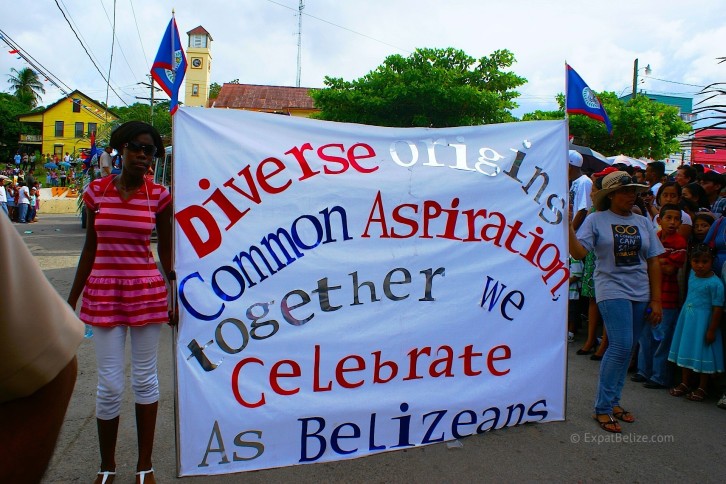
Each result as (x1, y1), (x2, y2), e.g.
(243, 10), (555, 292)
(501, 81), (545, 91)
(0, 0), (724, 117)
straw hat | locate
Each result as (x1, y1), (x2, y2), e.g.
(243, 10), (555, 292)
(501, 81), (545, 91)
(593, 171), (650, 211)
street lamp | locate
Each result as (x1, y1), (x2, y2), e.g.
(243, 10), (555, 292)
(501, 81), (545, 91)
(632, 58), (652, 98)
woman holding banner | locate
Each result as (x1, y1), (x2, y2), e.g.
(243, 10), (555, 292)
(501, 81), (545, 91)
(68, 121), (172, 484)
(569, 171), (663, 433)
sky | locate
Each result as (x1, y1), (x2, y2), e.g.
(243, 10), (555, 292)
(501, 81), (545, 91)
(1, 0), (725, 118)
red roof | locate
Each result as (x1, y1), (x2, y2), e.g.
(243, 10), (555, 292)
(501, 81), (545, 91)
(212, 83), (317, 112)
(187, 26), (212, 41)
(692, 129), (726, 166)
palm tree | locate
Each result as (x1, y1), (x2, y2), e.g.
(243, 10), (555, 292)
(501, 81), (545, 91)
(7, 67), (45, 108)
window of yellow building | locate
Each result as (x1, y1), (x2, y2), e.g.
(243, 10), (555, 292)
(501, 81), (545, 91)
(72, 98), (81, 113)
(75, 122), (84, 138)
(88, 122), (97, 136)
(192, 84), (199, 97)
(55, 121), (64, 137)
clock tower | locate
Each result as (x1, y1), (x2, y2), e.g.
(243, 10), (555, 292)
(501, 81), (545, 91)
(185, 26), (212, 107)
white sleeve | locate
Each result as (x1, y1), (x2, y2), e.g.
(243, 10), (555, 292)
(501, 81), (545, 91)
(572, 179), (592, 212)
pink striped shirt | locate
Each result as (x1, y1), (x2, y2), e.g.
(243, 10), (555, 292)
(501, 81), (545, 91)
(80, 176), (171, 327)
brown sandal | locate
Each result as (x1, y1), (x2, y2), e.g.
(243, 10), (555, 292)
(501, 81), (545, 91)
(612, 406), (635, 423)
(669, 383), (690, 397)
(593, 414), (621, 433)
(686, 387), (707, 402)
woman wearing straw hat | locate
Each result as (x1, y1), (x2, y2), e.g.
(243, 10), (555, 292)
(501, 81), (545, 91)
(569, 171), (664, 433)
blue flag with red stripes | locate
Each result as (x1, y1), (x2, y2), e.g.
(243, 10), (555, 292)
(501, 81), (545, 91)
(151, 17), (187, 114)
(566, 64), (612, 133)
(83, 131), (100, 173)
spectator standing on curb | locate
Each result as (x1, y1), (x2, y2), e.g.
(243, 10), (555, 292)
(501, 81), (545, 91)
(632, 204), (687, 389)
(16, 182), (30, 223)
(0, 177), (7, 216)
(675, 165), (697, 188)
(645, 161), (666, 198)
(568, 150), (592, 231)
(700, 170), (726, 216)
(99, 146), (113, 177)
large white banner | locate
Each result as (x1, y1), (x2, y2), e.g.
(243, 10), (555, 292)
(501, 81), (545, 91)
(173, 108), (569, 476)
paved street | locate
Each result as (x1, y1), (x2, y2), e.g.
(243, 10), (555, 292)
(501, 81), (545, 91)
(16, 214), (726, 483)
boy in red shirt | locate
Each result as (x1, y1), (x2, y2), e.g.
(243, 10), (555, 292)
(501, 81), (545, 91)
(632, 204), (687, 388)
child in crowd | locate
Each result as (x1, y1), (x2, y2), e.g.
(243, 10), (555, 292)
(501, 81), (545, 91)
(691, 212), (716, 245)
(669, 243), (725, 401)
(681, 183), (711, 218)
(28, 187), (37, 223)
(633, 204), (687, 388)
(652, 182), (692, 240)
(568, 256), (584, 343)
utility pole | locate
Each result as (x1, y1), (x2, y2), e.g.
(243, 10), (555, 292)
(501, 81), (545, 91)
(296, 0), (304, 87)
(137, 75), (163, 126)
(632, 58), (651, 100)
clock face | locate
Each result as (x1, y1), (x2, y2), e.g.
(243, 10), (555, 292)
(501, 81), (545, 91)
(191, 58), (202, 68)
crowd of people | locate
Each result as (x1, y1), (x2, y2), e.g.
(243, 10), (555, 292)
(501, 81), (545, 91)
(567, 152), (726, 434)
(1, 167), (42, 223)
(1, 152), (86, 222)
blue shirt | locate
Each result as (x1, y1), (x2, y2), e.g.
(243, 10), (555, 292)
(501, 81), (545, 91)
(576, 210), (664, 303)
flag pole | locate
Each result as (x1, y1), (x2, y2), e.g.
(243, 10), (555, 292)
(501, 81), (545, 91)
(168, 9), (181, 477)
(564, 61), (571, 174)
(171, 9), (176, 77)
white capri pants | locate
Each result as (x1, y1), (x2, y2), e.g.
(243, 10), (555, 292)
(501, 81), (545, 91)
(94, 324), (162, 420)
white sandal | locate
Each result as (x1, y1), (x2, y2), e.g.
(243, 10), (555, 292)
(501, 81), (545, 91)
(96, 470), (116, 484)
(136, 468), (154, 484)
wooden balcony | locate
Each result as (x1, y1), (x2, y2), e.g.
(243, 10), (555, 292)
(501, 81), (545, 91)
(20, 134), (42, 143)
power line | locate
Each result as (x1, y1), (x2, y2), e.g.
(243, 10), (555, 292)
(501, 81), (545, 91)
(129, 0), (151, 70)
(105, 0), (117, 110)
(59, 0), (106, 72)
(265, 0), (410, 54)
(52, 0), (129, 107)
(644, 76), (706, 89)
(95, 0), (144, 85)
(57, 0), (137, 101)
(0, 29), (114, 122)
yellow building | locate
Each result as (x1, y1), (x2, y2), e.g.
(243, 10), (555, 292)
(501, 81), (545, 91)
(18, 90), (118, 157)
(184, 26), (213, 107)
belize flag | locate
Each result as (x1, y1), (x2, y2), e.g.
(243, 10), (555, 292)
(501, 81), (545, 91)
(566, 64), (612, 134)
(151, 16), (187, 114)
(84, 131), (100, 172)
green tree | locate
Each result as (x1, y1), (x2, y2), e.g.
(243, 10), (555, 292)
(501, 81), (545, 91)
(109, 102), (172, 144)
(522, 92), (691, 160)
(0, 92), (34, 160)
(209, 82), (221, 99)
(311, 47), (527, 127)
(7, 67), (45, 108)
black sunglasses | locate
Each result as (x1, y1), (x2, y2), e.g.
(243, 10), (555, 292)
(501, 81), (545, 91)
(613, 175), (635, 186)
(124, 141), (157, 156)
